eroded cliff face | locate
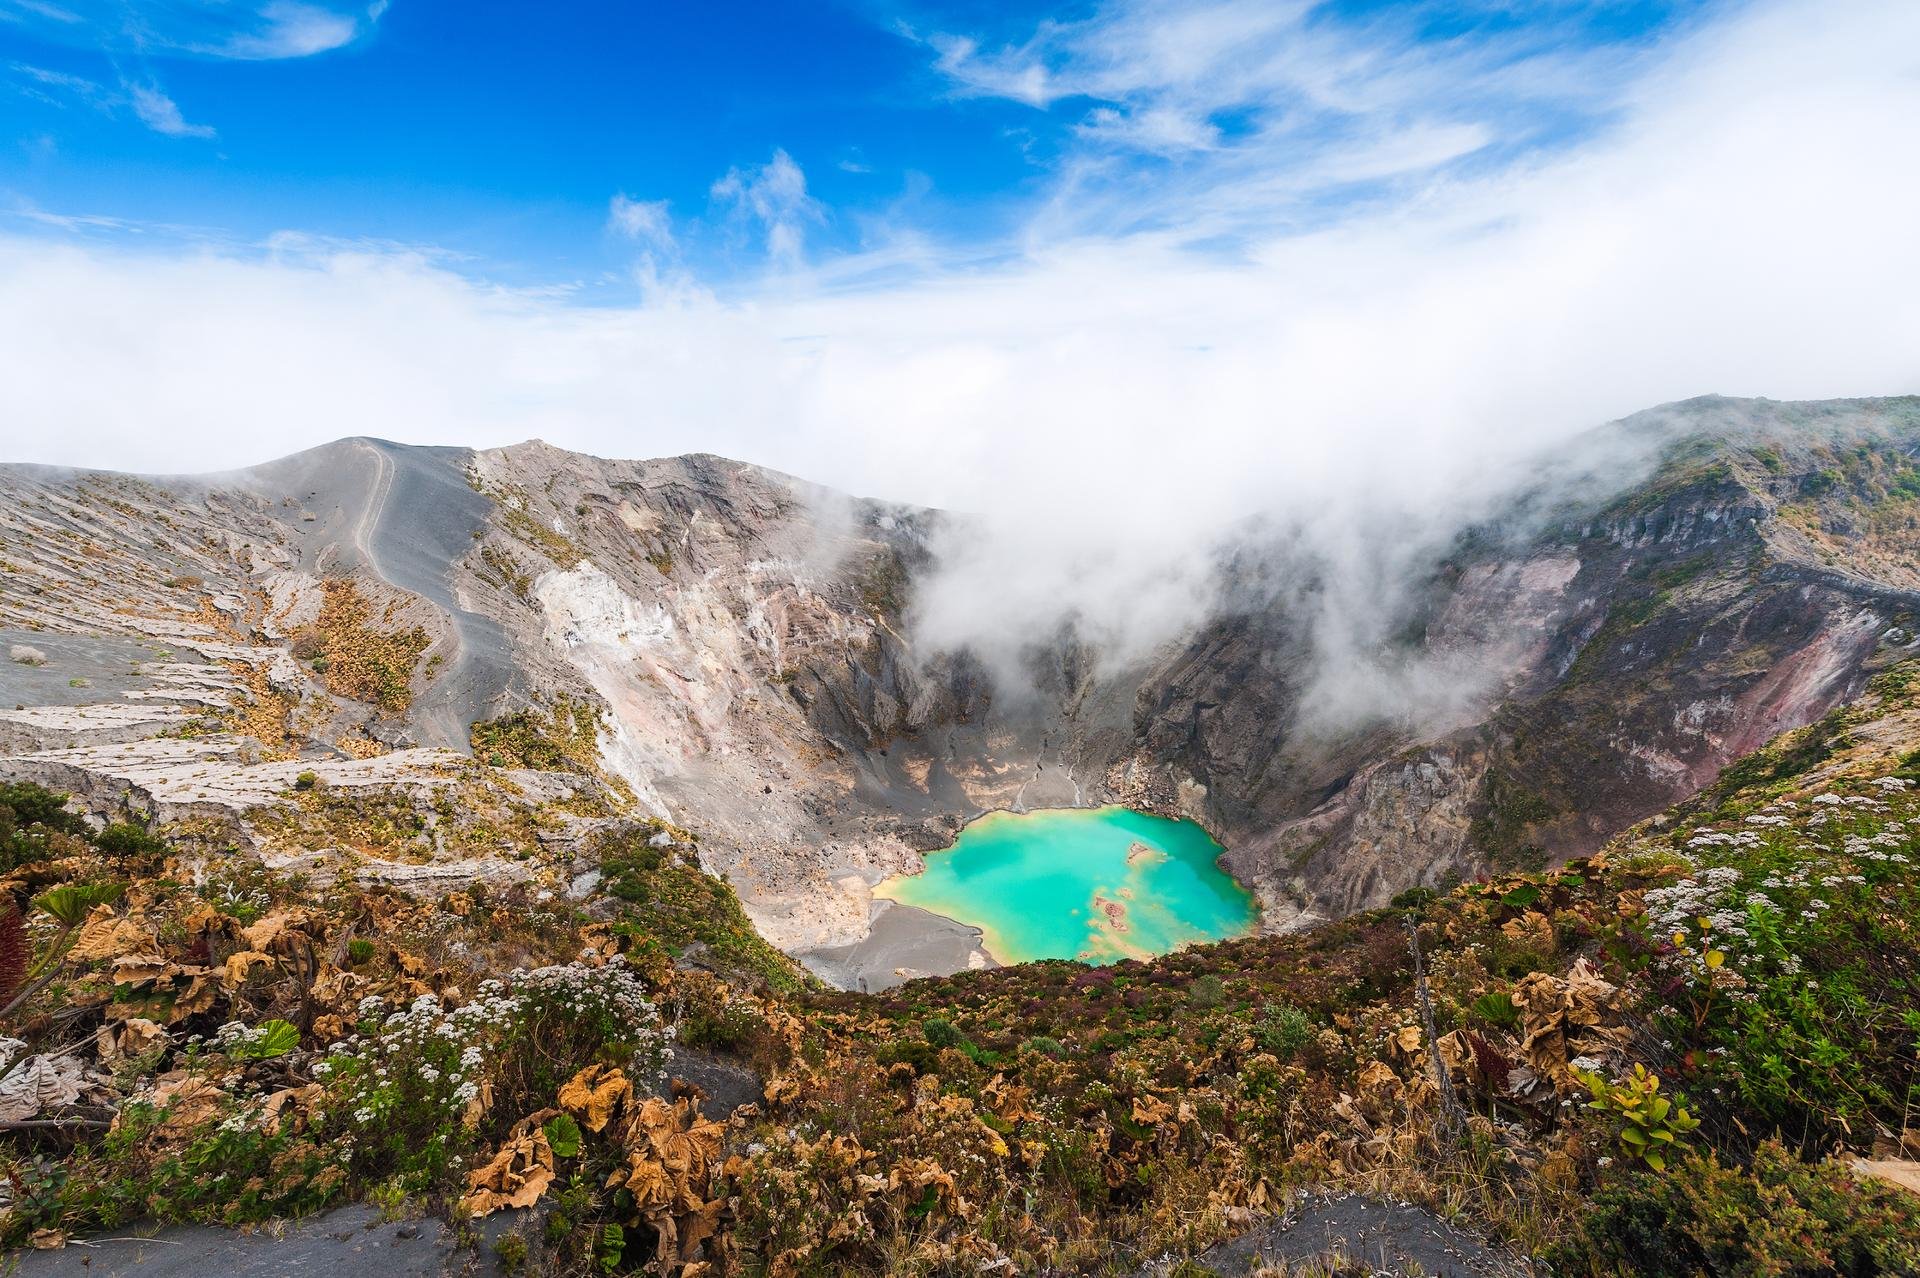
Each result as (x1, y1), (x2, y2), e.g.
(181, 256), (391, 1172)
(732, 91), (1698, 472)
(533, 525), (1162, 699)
(1131, 397), (1920, 927)
(4, 396), (1919, 981)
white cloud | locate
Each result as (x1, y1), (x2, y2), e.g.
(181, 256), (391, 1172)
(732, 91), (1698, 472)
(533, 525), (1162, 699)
(10, 60), (105, 101)
(607, 195), (674, 248)
(11, 61), (88, 87)
(10, 63), (220, 140)
(928, 32), (1058, 107)
(3, 0), (82, 23)
(2, 0), (1918, 693)
(1077, 104), (1219, 154)
(3, 0), (379, 60)
(127, 83), (215, 138)
(919, 0), (1651, 250)
(221, 1), (361, 58)
(710, 149), (824, 267)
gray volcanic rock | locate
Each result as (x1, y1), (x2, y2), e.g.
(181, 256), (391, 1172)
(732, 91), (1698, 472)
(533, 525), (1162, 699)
(239, 437), (521, 748)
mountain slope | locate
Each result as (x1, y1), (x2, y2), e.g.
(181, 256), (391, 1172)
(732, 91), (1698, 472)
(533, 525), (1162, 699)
(3, 395), (1919, 982)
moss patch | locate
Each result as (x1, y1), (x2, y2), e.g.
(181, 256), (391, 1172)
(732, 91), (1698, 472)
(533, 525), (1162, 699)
(295, 578), (431, 714)
(470, 699), (602, 773)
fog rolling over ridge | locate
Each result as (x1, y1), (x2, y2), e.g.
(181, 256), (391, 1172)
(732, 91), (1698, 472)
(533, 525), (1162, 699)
(906, 390), (1691, 743)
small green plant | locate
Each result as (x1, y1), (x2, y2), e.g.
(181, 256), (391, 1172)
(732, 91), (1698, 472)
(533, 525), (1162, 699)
(1470, 991), (1520, 1029)
(347, 938), (376, 965)
(542, 1112), (583, 1159)
(218, 1018), (300, 1061)
(1252, 1002), (1313, 1056)
(922, 1017), (970, 1051)
(1020, 1035), (1066, 1057)
(1187, 973), (1226, 1009)
(1577, 1063), (1701, 1171)
(293, 771), (319, 791)
(492, 1231), (530, 1273)
(595, 1223), (626, 1272)
(33, 880), (126, 927)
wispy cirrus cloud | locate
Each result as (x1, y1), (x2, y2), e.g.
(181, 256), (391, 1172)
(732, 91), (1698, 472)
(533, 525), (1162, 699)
(711, 149), (824, 267)
(9, 59), (109, 104)
(127, 81), (213, 137)
(913, 0), (1688, 245)
(7, 61), (214, 139)
(0, 0), (83, 23)
(218, 1), (362, 59)
(1, 0), (384, 60)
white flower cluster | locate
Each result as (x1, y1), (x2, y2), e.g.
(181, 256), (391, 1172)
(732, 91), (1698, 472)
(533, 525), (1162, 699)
(1644, 865), (1758, 987)
(1811, 791), (1887, 813)
(1842, 824), (1913, 869)
(1688, 829), (1764, 850)
(1644, 865), (1748, 940)
(210, 1019), (289, 1057)
(326, 958), (667, 1131)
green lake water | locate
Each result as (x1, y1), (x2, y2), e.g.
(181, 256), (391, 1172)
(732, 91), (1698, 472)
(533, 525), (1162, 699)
(873, 806), (1260, 965)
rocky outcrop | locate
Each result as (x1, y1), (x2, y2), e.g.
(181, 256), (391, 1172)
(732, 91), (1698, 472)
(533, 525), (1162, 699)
(1143, 396), (1920, 924)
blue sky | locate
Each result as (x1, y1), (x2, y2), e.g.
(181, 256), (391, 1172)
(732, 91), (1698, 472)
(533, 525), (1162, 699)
(5, 0), (1706, 293)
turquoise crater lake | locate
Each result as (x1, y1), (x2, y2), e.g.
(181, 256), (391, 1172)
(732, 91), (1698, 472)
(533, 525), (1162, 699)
(874, 807), (1260, 965)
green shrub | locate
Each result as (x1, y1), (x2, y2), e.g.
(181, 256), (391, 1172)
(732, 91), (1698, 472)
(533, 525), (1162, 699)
(1577, 1064), (1701, 1172)
(1563, 1142), (1920, 1277)
(922, 1017), (970, 1051)
(94, 820), (167, 858)
(1187, 974), (1226, 1009)
(1252, 1003), (1313, 1056)
(0, 782), (86, 871)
